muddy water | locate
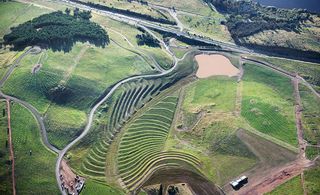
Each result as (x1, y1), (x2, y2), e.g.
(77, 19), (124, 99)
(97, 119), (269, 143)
(195, 54), (239, 78)
(142, 168), (224, 195)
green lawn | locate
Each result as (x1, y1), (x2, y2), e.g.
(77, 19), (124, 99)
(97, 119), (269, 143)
(241, 63), (297, 146)
(10, 103), (58, 194)
(0, 1), (51, 38)
(304, 166), (320, 195)
(266, 175), (303, 195)
(82, 179), (124, 195)
(183, 76), (237, 113)
(45, 104), (87, 149)
(0, 101), (11, 194)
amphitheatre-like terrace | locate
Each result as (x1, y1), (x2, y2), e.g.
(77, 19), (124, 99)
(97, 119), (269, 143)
(0, 0), (320, 195)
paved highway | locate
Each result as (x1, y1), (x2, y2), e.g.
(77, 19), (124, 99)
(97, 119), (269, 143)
(60, 0), (253, 54)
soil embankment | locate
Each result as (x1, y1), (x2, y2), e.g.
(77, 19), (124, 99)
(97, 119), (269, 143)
(195, 54), (239, 78)
(142, 168), (224, 195)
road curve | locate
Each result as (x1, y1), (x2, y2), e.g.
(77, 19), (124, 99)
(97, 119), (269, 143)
(0, 48), (33, 87)
(0, 92), (60, 153)
(0, 47), (59, 154)
(55, 50), (190, 194)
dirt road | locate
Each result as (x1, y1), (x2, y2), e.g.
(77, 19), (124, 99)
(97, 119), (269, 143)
(238, 158), (313, 195)
(6, 99), (16, 195)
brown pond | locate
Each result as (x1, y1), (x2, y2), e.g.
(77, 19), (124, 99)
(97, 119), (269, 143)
(141, 168), (224, 195)
(195, 54), (239, 78)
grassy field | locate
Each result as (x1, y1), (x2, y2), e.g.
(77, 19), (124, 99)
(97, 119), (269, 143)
(304, 166), (320, 195)
(183, 76), (237, 113)
(0, 101), (11, 194)
(92, 13), (173, 70)
(252, 56), (320, 92)
(266, 175), (303, 195)
(10, 103), (58, 194)
(0, 1), (51, 38)
(241, 63), (297, 146)
(299, 84), (320, 145)
(45, 104), (87, 149)
(82, 179), (124, 195)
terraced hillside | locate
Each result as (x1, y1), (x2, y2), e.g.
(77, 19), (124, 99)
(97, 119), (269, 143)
(117, 95), (201, 192)
(78, 77), (174, 179)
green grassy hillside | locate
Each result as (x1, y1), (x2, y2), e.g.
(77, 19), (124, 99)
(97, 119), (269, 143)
(242, 63), (297, 146)
(11, 103), (58, 194)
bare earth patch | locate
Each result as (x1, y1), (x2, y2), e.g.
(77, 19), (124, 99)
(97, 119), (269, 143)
(195, 54), (239, 78)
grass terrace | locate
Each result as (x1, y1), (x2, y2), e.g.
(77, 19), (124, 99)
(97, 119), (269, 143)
(117, 95), (200, 191)
(82, 179), (124, 195)
(68, 77), (168, 183)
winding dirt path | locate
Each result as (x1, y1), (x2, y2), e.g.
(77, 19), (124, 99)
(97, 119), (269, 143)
(6, 99), (16, 195)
